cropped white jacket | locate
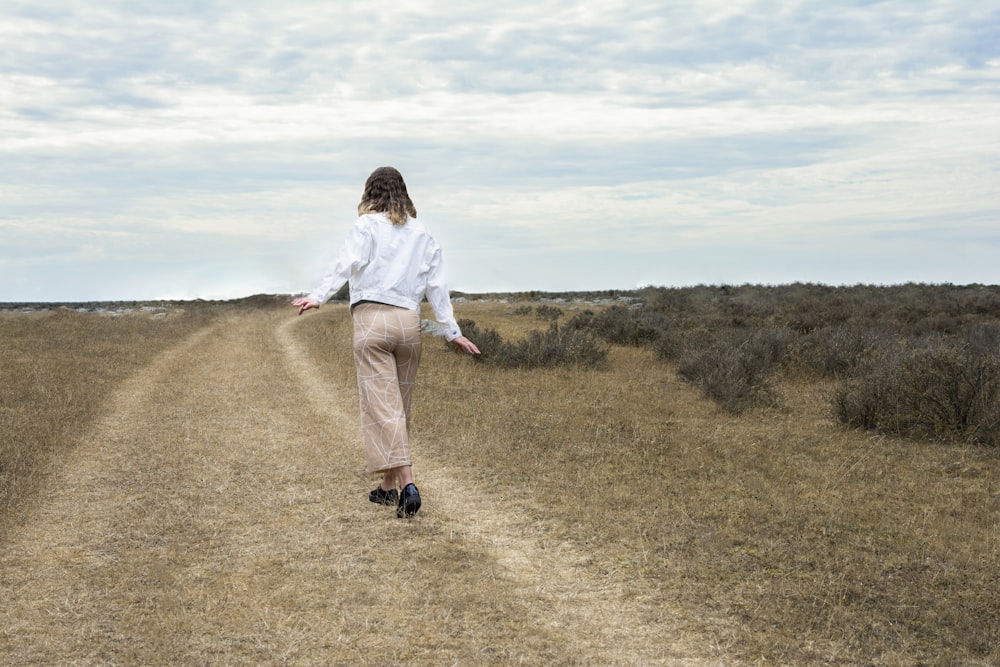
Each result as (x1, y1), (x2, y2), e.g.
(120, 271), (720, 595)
(307, 212), (462, 341)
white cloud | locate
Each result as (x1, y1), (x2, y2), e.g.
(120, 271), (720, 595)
(1, 0), (998, 300)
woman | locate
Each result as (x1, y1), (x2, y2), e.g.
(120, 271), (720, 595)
(293, 167), (480, 518)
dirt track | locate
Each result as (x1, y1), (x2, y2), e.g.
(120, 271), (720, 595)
(1, 310), (711, 665)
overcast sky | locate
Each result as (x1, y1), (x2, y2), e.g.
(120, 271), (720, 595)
(2, 1), (998, 301)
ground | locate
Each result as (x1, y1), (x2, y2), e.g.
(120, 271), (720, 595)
(0, 309), (714, 665)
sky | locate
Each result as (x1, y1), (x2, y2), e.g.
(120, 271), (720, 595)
(2, 1), (999, 302)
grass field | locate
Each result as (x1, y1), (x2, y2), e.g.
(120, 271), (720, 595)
(1, 293), (997, 665)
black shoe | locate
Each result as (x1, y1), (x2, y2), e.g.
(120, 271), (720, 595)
(369, 486), (398, 505)
(397, 483), (421, 518)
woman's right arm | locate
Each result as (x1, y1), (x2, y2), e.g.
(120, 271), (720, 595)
(295, 218), (372, 313)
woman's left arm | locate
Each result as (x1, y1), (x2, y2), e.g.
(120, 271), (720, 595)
(424, 245), (463, 341)
(450, 335), (480, 355)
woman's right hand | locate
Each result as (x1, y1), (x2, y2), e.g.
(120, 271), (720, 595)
(292, 297), (321, 316)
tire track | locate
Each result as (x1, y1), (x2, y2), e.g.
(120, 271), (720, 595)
(1, 309), (716, 665)
(0, 319), (223, 663)
(0, 312), (374, 664)
(278, 313), (715, 666)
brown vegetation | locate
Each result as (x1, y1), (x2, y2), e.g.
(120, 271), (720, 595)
(0, 306), (206, 537)
(1, 286), (997, 665)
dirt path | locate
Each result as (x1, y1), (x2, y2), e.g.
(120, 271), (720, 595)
(1, 310), (712, 665)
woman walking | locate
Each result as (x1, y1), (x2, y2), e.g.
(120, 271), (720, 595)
(293, 167), (480, 518)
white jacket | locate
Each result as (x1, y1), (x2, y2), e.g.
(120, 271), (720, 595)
(307, 213), (462, 340)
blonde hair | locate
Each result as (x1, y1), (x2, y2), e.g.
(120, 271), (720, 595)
(357, 166), (417, 226)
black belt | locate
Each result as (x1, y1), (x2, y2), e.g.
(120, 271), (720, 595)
(351, 299), (398, 312)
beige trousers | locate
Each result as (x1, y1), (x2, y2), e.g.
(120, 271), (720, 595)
(351, 303), (422, 474)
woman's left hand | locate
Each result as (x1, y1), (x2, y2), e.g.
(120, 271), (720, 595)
(450, 336), (481, 355)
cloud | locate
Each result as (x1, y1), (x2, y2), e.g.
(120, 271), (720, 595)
(1, 1), (998, 300)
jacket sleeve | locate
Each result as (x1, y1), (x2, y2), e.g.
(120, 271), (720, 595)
(424, 244), (462, 341)
(307, 219), (372, 305)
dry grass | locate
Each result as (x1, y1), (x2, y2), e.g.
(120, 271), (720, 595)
(1, 298), (997, 665)
(410, 301), (1000, 665)
(0, 307), (207, 539)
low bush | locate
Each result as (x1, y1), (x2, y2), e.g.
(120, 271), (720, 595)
(456, 318), (506, 358)
(457, 319), (607, 370)
(487, 283), (1000, 444)
(650, 325), (689, 362)
(676, 328), (791, 414)
(569, 303), (664, 347)
(790, 323), (890, 378)
(534, 304), (564, 321)
(834, 328), (1000, 447)
(510, 304), (533, 316)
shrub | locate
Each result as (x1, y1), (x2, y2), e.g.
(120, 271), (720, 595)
(651, 326), (689, 362)
(571, 304), (664, 347)
(831, 353), (904, 434)
(456, 319), (607, 370)
(509, 322), (607, 369)
(478, 284), (1000, 428)
(456, 319), (505, 359)
(565, 309), (595, 330)
(676, 328), (791, 414)
(534, 304), (564, 321)
(791, 323), (890, 378)
(833, 329), (1000, 447)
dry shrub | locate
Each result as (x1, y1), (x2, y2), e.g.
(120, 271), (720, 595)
(676, 328), (791, 414)
(556, 284), (1000, 435)
(568, 303), (664, 346)
(790, 323), (890, 378)
(510, 304), (533, 316)
(533, 304), (564, 321)
(457, 319), (607, 369)
(834, 328), (1000, 447)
